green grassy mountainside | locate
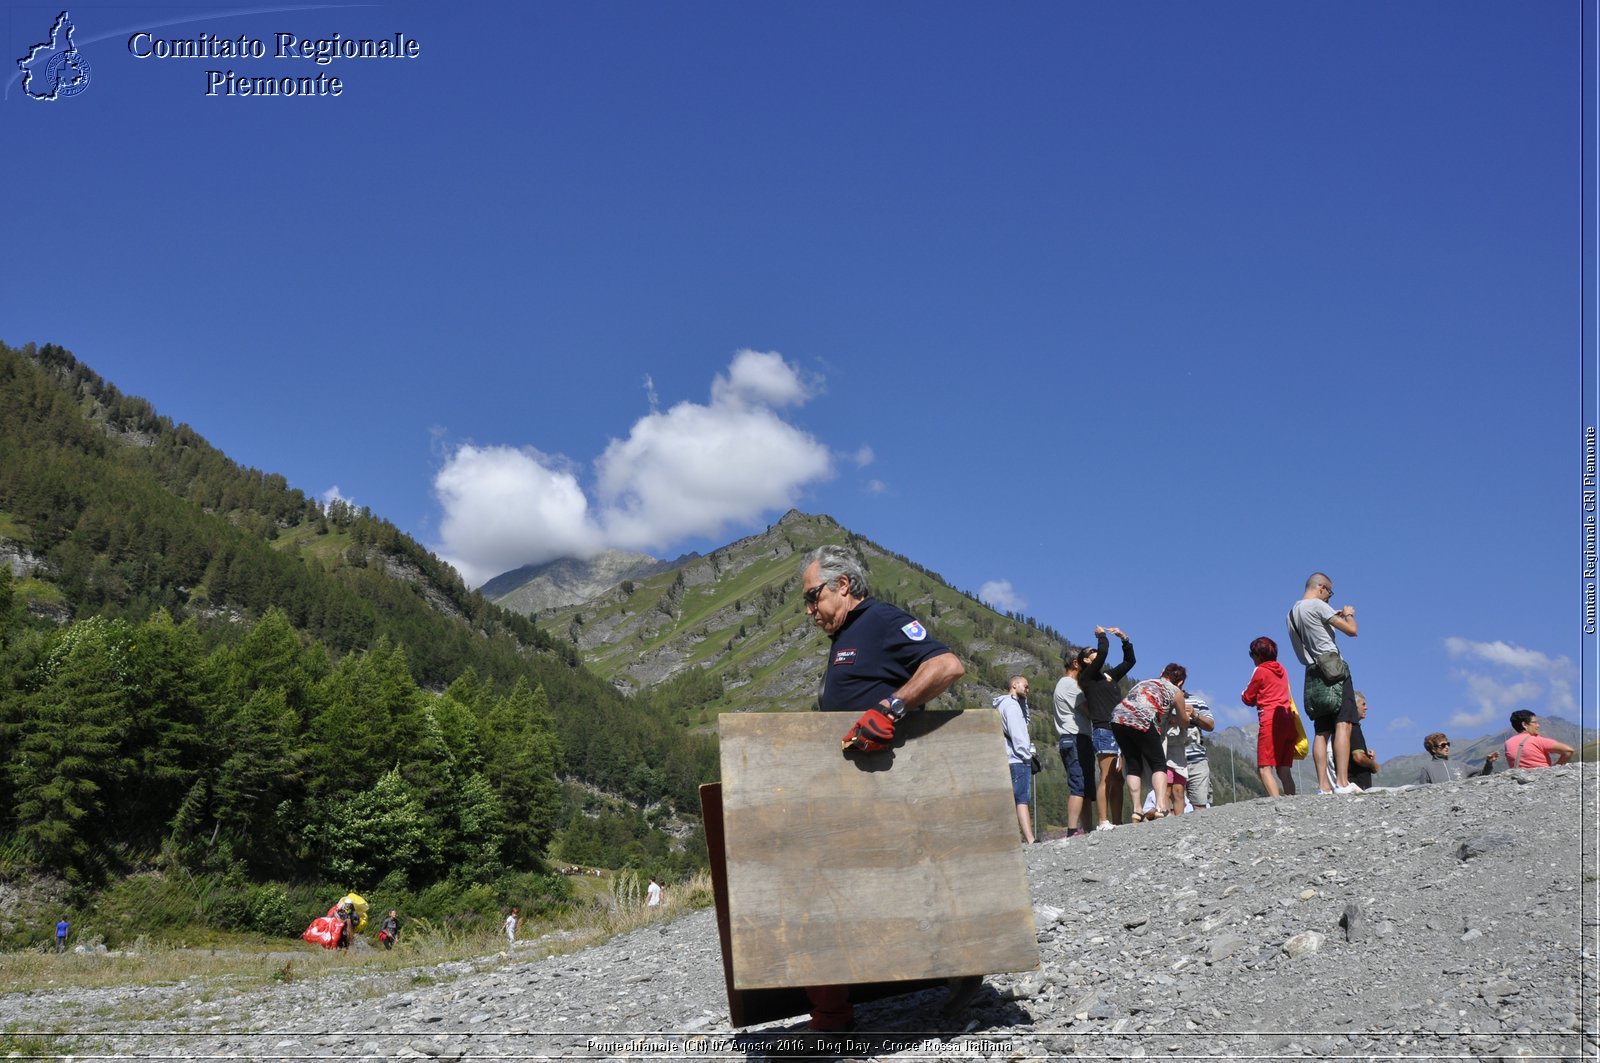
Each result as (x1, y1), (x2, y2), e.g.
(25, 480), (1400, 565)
(518, 511), (1079, 726)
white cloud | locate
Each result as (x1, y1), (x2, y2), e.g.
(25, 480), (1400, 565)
(852, 445), (876, 467)
(1448, 675), (1544, 731)
(710, 348), (815, 408)
(1384, 715), (1418, 734)
(594, 393), (832, 551)
(864, 479), (887, 495)
(432, 351), (834, 586)
(980, 579), (1026, 612)
(1212, 703), (1255, 729)
(1442, 637), (1576, 731)
(322, 485), (354, 507)
(1444, 638), (1575, 678)
(433, 444), (601, 587)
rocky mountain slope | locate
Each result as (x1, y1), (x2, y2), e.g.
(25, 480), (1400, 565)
(24, 764), (1594, 1061)
(483, 550), (690, 616)
(496, 511), (1079, 725)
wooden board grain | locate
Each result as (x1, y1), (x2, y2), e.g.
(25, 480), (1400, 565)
(719, 710), (1038, 991)
(701, 782), (944, 1027)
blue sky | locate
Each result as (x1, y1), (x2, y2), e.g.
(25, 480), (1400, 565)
(3, 1), (1593, 751)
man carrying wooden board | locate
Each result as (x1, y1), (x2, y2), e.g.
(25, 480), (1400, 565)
(797, 543), (972, 1032)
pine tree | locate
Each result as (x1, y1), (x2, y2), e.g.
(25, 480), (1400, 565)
(9, 617), (138, 878)
(482, 679), (563, 867)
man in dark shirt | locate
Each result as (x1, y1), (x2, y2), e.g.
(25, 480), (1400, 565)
(798, 543), (967, 1031)
(1347, 690), (1378, 790)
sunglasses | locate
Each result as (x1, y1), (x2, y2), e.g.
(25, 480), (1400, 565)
(803, 583), (829, 607)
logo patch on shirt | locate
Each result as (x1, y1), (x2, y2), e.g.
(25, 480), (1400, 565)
(832, 648), (858, 666)
(901, 621), (927, 642)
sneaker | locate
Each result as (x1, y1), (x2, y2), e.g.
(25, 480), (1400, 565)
(1095, 821), (1115, 832)
(1334, 782), (1364, 795)
(1317, 789), (1334, 796)
(1066, 828), (1086, 838)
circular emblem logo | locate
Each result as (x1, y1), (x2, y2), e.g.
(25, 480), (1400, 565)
(44, 50), (91, 97)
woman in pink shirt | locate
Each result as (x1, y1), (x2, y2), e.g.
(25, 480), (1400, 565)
(1504, 711), (1573, 769)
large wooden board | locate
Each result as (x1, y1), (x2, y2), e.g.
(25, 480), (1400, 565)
(718, 710), (1038, 990)
(702, 782), (946, 1027)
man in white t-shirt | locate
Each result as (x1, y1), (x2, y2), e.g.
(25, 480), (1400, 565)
(647, 879), (662, 907)
(503, 907), (518, 944)
(1053, 651), (1094, 837)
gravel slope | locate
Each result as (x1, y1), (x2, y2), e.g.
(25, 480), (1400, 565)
(5, 764), (1594, 1062)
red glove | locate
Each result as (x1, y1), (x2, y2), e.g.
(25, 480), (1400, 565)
(842, 707), (896, 752)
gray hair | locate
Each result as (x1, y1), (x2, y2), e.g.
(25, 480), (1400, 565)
(1305, 571), (1331, 591)
(801, 544), (870, 598)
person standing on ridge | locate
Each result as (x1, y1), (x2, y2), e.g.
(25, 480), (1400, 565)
(1052, 649), (1094, 836)
(1080, 626), (1135, 828)
(995, 674), (1037, 844)
(1287, 572), (1361, 794)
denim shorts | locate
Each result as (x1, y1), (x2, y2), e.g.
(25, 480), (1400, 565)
(1009, 761), (1032, 804)
(1090, 726), (1120, 756)
(1060, 734), (1094, 797)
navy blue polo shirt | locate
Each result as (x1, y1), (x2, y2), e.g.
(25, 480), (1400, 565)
(818, 598), (953, 712)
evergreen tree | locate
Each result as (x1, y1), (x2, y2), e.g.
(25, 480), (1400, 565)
(482, 679), (563, 867)
(209, 687), (303, 872)
(8, 617), (137, 878)
(307, 638), (417, 799)
(448, 772), (507, 883)
(317, 768), (432, 886)
(117, 611), (208, 847)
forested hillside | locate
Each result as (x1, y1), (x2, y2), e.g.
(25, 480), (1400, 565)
(0, 341), (714, 899)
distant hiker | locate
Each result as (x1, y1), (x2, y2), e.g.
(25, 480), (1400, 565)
(1180, 694), (1215, 810)
(995, 674), (1037, 844)
(1241, 636), (1297, 797)
(379, 910), (400, 950)
(1287, 572), (1361, 794)
(1052, 648), (1094, 837)
(504, 907), (519, 945)
(1080, 626), (1135, 829)
(646, 879), (662, 907)
(1504, 711), (1573, 769)
(1419, 732), (1497, 784)
(335, 899), (356, 949)
(55, 918), (69, 953)
(799, 543), (972, 1031)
